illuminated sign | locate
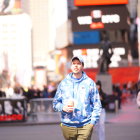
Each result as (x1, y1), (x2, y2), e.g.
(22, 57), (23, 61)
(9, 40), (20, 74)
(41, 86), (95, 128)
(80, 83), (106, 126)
(74, 0), (128, 6)
(71, 5), (129, 31)
(0, 114), (23, 121)
(77, 13), (120, 29)
(73, 47), (126, 68)
(73, 31), (100, 45)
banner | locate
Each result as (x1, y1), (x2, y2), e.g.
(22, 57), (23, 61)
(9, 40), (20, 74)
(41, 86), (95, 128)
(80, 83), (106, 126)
(0, 98), (27, 122)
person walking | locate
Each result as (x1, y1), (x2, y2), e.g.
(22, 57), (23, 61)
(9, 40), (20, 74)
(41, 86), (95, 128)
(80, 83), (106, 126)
(96, 80), (107, 140)
(137, 91), (140, 108)
(53, 55), (102, 140)
(136, 81), (140, 108)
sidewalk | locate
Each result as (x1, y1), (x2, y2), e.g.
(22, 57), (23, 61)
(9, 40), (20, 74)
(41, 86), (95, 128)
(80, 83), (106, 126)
(1, 98), (140, 126)
(106, 98), (140, 123)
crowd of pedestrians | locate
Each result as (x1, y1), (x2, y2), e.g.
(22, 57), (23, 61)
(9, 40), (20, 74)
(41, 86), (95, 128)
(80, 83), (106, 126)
(0, 82), (57, 100)
(0, 69), (139, 113)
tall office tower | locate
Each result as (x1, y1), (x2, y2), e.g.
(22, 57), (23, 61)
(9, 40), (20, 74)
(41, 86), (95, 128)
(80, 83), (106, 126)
(21, 0), (68, 67)
(21, 0), (56, 67)
(0, 13), (32, 87)
(21, 0), (69, 85)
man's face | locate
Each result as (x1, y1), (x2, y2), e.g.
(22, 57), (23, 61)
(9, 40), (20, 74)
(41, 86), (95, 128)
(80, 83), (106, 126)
(71, 59), (83, 74)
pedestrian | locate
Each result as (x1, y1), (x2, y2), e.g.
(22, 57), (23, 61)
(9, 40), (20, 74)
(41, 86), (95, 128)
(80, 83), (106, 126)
(136, 81), (140, 108)
(96, 80), (107, 140)
(136, 91), (140, 108)
(53, 55), (102, 140)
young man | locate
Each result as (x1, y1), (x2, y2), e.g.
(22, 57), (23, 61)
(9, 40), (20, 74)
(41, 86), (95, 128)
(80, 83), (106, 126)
(53, 55), (102, 140)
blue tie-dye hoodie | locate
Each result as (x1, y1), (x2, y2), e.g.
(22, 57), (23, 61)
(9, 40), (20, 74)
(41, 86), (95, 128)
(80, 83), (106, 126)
(53, 72), (102, 127)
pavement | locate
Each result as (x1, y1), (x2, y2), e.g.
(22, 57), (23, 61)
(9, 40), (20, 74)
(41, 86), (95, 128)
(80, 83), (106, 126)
(106, 98), (140, 124)
(0, 98), (140, 140)
(0, 98), (140, 126)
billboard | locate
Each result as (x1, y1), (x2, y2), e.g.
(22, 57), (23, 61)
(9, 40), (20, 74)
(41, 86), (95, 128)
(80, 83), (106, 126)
(0, 98), (27, 122)
(71, 5), (129, 31)
(73, 31), (100, 45)
(72, 46), (126, 68)
(74, 0), (128, 6)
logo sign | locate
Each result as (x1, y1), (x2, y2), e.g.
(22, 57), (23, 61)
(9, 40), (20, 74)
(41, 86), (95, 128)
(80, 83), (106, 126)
(71, 5), (129, 31)
(74, 0), (128, 6)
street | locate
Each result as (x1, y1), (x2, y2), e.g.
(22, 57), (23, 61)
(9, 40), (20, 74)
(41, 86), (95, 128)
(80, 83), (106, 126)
(0, 122), (140, 140)
(0, 99), (140, 140)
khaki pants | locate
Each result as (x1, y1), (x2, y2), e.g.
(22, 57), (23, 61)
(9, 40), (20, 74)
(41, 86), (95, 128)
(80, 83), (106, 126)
(61, 123), (94, 140)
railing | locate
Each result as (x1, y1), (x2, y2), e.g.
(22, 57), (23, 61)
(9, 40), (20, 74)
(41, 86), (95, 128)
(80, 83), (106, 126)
(28, 98), (60, 123)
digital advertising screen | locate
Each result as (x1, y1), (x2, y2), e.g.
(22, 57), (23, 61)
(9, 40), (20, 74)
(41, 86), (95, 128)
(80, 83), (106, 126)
(71, 5), (129, 31)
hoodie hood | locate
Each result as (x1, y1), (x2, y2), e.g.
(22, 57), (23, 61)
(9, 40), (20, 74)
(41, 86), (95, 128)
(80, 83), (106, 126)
(65, 72), (87, 83)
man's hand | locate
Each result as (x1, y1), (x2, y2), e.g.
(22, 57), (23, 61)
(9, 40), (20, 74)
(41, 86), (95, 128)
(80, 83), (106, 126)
(63, 105), (74, 113)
